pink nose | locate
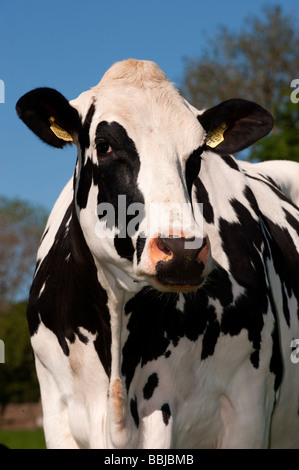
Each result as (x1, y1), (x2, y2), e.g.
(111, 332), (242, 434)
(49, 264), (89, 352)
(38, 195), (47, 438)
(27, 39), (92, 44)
(148, 235), (210, 287)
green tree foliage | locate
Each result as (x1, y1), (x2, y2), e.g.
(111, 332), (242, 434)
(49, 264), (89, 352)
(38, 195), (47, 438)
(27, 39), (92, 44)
(252, 91), (299, 161)
(0, 197), (48, 306)
(0, 302), (40, 405)
(181, 5), (299, 161)
(0, 197), (48, 405)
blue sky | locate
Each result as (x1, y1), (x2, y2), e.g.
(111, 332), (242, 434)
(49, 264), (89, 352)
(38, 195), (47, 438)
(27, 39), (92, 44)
(1, 0), (298, 212)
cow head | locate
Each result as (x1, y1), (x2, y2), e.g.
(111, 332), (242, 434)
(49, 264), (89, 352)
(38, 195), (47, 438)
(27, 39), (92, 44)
(16, 59), (273, 294)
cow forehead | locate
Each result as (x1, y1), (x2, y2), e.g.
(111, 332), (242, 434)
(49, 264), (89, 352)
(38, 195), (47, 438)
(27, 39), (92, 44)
(92, 88), (204, 158)
(73, 59), (205, 158)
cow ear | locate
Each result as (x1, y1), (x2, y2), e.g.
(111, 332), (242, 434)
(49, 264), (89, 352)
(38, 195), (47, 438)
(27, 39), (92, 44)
(198, 99), (274, 155)
(16, 87), (81, 149)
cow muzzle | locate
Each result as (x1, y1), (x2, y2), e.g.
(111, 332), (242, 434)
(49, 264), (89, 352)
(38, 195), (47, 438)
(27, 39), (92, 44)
(147, 234), (211, 292)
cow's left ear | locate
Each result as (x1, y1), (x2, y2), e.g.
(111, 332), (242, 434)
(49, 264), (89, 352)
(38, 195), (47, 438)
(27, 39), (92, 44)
(198, 98), (274, 155)
(16, 87), (81, 149)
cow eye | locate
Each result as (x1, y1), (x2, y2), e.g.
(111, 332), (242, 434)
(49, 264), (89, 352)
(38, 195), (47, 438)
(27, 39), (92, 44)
(96, 139), (112, 155)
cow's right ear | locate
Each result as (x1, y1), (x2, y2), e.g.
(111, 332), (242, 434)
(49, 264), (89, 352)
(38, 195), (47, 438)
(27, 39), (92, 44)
(16, 87), (81, 149)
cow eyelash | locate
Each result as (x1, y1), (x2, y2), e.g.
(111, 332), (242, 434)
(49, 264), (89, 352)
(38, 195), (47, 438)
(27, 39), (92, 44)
(96, 139), (113, 155)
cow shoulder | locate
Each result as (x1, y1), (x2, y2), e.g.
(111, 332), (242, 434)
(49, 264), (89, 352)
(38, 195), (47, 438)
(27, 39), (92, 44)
(27, 179), (111, 376)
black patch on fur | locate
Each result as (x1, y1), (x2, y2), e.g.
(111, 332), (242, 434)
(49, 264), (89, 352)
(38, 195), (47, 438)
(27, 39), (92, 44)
(27, 201), (112, 377)
(219, 196), (268, 368)
(267, 282), (284, 392)
(143, 373), (159, 400)
(76, 103), (96, 209)
(136, 234), (146, 264)
(185, 147), (203, 198)
(262, 214), (299, 323)
(284, 208), (299, 233)
(194, 178), (214, 224)
(246, 173), (299, 211)
(79, 103), (95, 155)
(95, 121), (145, 261)
(220, 155), (240, 171)
(243, 184), (257, 211)
(130, 397), (139, 427)
(76, 156), (98, 210)
(40, 227), (49, 243)
(76, 120), (146, 262)
(161, 403), (171, 425)
(114, 237), (135, 262)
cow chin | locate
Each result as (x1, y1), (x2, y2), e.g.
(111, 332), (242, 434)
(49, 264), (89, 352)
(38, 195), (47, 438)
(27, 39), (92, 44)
(135, 253), (212, 293)
(150, 276), (205, 293)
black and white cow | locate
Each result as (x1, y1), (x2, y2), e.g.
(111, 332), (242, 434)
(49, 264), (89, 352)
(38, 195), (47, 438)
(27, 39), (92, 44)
(16, 59), (299, 449)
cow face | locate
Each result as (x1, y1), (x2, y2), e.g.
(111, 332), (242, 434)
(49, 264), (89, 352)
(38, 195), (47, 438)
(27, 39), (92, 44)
(16, 59), (273, 293)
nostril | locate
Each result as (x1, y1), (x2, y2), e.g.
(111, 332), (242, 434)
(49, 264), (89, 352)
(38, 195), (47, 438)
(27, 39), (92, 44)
(157, 240), (172, 257)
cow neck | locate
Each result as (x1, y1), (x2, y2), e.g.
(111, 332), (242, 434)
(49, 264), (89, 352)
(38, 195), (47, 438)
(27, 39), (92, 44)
(70, 202), (112, 377)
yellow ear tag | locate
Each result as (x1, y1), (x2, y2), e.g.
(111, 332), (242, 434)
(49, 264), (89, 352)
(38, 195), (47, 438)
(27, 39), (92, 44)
(49, 116), (73, 142)
(205, 122), (227, 148)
